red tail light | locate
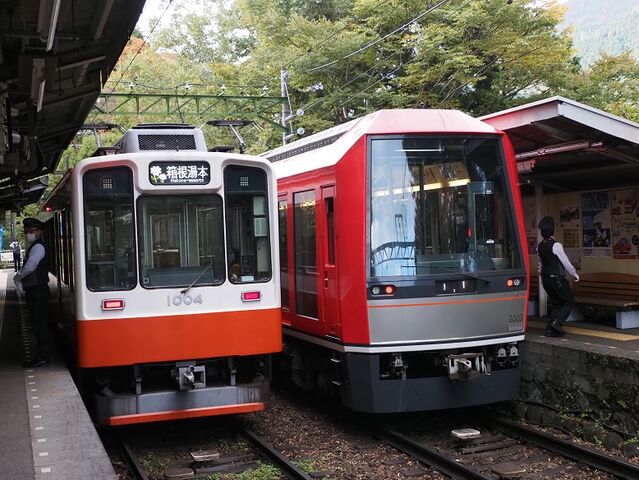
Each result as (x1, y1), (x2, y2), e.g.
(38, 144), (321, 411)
(241, 291), (261, 302)
(101, 299), (125, 310)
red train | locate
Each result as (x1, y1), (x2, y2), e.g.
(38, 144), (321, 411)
(265, 109), (528, 412)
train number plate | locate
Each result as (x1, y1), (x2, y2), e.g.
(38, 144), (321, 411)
(508, 313), (524, 331)
(167, 293), (203, 307)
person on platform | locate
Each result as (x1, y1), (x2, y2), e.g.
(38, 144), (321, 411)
(537, 216), (580, 337)
(13, 218), (50, 367)
(9, 239), (21, 272)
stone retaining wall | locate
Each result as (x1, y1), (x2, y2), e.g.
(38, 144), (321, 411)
(510, 340), (639, 454)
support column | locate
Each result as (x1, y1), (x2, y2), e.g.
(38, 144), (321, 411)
(535, 184), (547, 316)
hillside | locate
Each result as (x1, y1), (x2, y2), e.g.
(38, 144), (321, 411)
(562, 0), (639, 66)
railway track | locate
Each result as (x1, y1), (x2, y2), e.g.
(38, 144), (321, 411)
(488, 415), (639, 480)
(378, 413), (639, 480)
(118, 423), (312, 480)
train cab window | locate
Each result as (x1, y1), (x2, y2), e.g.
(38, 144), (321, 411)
(137, 195), (225, 288)
(369, 137), (522, 277)
(224, 166), (272, 284)
(83, 167), (136, 291)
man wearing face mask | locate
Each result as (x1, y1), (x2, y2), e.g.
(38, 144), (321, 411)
(13, 218), (50, 367)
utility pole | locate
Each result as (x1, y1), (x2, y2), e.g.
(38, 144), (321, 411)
(281, 66), (291, 145)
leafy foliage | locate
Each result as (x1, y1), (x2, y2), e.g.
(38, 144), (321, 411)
(39, 0), (639, 204)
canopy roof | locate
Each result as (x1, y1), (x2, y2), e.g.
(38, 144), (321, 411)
(480, 96), (639, 192)
(0, 0), (144, 210)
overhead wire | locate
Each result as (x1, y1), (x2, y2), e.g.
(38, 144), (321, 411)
(302, 0), (472, 116)
(435, 3), (552, 107)
(306, 0), (450, 73)
(87, 0), (175, 124)
(106, 0), (175, 95)
(284, 0), (392, 68)
(301, 48), (403, 113)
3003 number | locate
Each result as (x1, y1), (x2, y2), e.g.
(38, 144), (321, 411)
(167, 294), (203, 307)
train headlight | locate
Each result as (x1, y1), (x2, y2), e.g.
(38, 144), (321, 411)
(506, 277), (523, 287)
(370, 285), (396, 296)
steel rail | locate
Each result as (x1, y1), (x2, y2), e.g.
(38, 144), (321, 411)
(240, 427), (312, 480)
(121, 442), (150, 480)
(489, 415), (639, 480)
(377, 429), (493, 480)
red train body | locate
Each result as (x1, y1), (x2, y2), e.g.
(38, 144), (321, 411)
(267, 109), (528, 412)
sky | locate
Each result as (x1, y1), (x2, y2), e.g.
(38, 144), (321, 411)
(136, 0), (174, 37)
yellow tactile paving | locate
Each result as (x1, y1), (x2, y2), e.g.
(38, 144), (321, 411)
(528, 320), (639, 341)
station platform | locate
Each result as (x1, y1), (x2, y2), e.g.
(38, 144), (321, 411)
(519, 316), (639, 442)
(0, 270), (116, 480)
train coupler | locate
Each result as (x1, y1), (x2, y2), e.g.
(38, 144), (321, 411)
(446, 353), (488, 380)
(173, 362), (206, 390)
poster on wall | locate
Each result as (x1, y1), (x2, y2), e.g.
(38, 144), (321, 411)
(562, 228), (581, 270)
(582, 191), (612, 257)
(610, 188), (639, 259)
(522, 197), (537, 253)
(560, 205), (579, 229)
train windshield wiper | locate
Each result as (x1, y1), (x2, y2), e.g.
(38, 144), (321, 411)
(181, 261), (213, 295)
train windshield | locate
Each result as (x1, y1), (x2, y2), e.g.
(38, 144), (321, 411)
(137, 195), (225, 288)
(369, 136), (521, 278)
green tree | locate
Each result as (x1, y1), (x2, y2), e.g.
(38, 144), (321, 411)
(557, 52), (639, 122)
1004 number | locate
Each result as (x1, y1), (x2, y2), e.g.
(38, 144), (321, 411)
(167, 294), (203, 307)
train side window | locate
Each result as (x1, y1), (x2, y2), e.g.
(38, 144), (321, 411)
(224, 166), (272, 284)
(83, 167), (136, 291)
(278, 199), (289, 309)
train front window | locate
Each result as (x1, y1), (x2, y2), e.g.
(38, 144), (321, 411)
(83, 167), (136, 291)
(369, 137), (521, 277)
(224, 166), (272, 284)
(137, 195), (225, 288)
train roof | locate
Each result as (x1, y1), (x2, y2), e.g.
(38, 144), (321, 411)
(265, 109), (501, 178)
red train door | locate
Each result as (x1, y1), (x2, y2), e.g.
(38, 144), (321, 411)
(320, 185), (341, 338)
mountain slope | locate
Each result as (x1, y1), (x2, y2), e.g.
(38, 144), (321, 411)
(562, 0), (639, 66)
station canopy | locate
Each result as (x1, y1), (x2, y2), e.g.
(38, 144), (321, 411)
(0, 0), (145, 210)
(480, 96), (639, 193)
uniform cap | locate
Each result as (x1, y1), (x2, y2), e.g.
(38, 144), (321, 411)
(23, 217), (44, 229)
(538, 216), (555, 237)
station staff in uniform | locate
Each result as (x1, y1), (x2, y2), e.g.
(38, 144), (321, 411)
(13, 218), (50, 367)
(537, 216), (580, 336)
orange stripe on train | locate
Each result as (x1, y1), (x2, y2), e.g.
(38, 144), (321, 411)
(77, 308), (282, 367)
(103, 402), (266, 425)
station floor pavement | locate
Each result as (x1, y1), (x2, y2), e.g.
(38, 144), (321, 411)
(0, 270), (116, 480)
(526, 315), (639, 359)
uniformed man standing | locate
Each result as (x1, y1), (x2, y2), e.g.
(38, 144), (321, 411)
(537, 216), (580, 337)
(13, 218), (50, 367)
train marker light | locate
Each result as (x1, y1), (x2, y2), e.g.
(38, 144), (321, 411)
(241, 291), (261, 302)
(101, 299), (125, 310)
(371, 285), (396, 296)
(507, 278), (523, 287)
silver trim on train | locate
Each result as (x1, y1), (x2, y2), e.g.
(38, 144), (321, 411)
(367, 291), (526, 345)
(283, 326), (524, 354)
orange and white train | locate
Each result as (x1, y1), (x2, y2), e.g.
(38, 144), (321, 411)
(42, 124), (281, 425)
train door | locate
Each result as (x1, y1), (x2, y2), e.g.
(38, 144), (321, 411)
(292, 189), (324, 336)
(319, 185), (341, 337)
